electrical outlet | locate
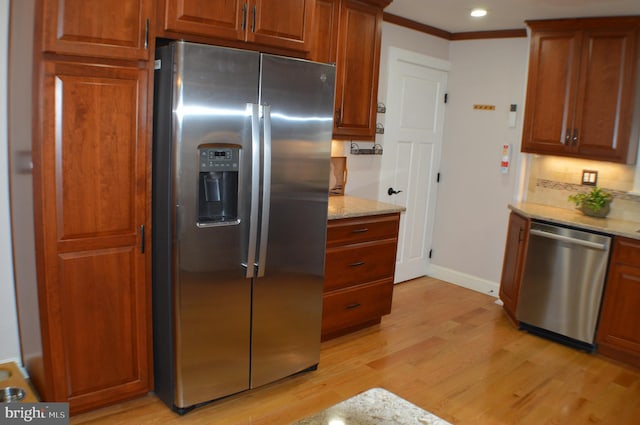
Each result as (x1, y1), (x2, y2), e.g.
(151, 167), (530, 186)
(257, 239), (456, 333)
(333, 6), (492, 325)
(582, 170), (598, 186)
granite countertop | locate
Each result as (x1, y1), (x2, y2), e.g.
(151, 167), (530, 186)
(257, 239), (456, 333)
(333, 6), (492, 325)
(292, 388), (451, 425)
(510, 202), (640, 240)
(328, 195), (406, 220)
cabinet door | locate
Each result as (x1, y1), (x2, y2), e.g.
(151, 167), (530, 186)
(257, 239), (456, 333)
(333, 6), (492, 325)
(38, 61), (151, 412)
(522, 20), (640, 164)
(249, 0), (313, 52)
(163, 0), (245, 41)
(499, 212), (529, 324)
(42, 0), (153, 60)
(573, 28), (639, 162)
(164, 0), (313, 53)
(333, 0), (382, 140)
(597, 237), (640, 367)
(521, 30), (581, 155)
(309, 0), (340, 63)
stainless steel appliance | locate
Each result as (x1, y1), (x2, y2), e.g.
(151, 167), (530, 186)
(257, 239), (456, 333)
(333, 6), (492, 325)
(517, 221), (612, 351)
(151, 41), (335, 413)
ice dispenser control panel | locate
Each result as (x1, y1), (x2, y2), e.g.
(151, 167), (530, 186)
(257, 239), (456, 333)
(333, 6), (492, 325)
(200, 148), (239, 172)
(197, 146), (240, 227)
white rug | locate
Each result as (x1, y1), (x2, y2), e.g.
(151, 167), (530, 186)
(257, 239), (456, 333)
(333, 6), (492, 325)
(292, 387), (452, 425)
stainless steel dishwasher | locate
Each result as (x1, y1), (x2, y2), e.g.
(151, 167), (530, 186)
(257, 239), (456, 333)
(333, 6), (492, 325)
(516, 221), (612, 351)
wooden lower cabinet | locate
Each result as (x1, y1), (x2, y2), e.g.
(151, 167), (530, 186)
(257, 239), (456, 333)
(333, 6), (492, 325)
(597, 237), (640, 367)
(498, 212), (530, 324)
(322, 212), (400, 340)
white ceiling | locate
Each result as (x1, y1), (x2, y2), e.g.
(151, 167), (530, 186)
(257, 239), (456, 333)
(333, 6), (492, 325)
(385, 0), (640, 34)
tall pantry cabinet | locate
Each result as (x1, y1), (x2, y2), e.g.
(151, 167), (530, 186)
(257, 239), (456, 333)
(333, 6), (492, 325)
(10, 0), (154, 414)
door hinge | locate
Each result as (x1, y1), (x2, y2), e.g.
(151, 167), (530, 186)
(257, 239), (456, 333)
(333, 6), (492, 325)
(428, 249), (433, 259)
(436, 172), (441, 183)
(444, 93), (448, 104)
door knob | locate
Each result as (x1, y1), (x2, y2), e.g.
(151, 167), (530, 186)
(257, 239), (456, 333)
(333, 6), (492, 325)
(387, 187), (403, 196)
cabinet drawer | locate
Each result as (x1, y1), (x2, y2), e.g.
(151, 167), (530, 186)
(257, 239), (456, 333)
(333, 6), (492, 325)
(327, 213), (399, 246)
(613, 237), (640, 266)
(322, 279), (393, 338)
(325, 240), (397, 291)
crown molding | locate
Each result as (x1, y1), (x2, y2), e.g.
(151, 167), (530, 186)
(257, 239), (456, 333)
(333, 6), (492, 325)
(383, 13), (527, 40)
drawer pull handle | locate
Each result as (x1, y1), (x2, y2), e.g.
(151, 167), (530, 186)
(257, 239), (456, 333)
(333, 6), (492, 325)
(346, 303), (361, 310)
(352, 228), (369, 234)
(348, 261), (365, 267)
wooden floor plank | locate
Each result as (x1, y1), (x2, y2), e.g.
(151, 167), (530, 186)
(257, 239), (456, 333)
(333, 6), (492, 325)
(70, 277), (640, 424)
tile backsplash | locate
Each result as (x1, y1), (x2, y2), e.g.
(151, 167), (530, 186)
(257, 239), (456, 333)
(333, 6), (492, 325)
(526, 155), (640, 222)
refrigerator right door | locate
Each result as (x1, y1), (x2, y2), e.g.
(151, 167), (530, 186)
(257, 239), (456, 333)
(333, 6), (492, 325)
(250, 55), (336, 388)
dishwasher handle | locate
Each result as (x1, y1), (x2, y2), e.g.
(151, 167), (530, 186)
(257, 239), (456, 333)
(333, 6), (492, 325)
(529, 228), (608, 251)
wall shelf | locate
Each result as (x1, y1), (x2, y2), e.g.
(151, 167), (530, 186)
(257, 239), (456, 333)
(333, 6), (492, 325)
(350, 142), (383, 155)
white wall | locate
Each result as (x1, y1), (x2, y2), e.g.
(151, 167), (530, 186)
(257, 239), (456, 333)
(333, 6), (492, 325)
(342, 22), (450, 199)
(0, 0), (22, 363)
(429, 38), (529, 294)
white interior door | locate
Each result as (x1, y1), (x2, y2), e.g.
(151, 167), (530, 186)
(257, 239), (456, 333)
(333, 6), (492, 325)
(379, 48), (449, 283)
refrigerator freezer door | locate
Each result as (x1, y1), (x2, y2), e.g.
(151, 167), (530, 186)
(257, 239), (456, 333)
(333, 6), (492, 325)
(250, 55), (335, 388)
(171, 43), (259, 408)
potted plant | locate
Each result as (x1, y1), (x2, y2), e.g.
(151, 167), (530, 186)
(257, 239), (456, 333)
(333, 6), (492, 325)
(568, 187), (613, 218)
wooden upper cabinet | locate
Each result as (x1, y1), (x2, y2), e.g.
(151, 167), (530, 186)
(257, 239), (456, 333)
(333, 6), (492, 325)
(522, 18), (640, 164)
(163, 0), (244, 41)
(314, 0), (389, 141)
(334, 0), (383, 140)
(36, 60), (151, 413)
(309, 0), (339, 64)
(41, 0), (153, 60)
(163, 0), (314, 53)
(249, 0), (313, 51)
(521, 30), (580, 154)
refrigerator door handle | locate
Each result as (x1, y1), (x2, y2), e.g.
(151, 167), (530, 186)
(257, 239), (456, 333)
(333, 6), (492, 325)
(257, 105), (272, 277)
(244, 102), (261, 278)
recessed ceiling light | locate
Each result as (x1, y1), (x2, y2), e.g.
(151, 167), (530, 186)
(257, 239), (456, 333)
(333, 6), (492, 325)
(470, 8), (488, 18)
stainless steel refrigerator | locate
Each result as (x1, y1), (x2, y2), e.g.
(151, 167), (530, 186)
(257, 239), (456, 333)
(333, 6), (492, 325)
(151, 41), (335, 413)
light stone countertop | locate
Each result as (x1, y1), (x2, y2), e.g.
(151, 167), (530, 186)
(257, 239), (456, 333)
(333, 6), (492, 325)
(510, 202), (640, 240)
(292, 388), (452, 425)
(328, 195), (405, 220)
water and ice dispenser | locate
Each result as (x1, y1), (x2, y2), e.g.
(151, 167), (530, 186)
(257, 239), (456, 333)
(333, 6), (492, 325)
(197, 145), (240, 226)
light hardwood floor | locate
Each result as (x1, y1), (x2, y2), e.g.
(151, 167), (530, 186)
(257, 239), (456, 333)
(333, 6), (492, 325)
(72, 277), (640, 424)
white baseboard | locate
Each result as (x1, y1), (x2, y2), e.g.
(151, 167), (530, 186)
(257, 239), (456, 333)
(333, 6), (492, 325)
(0, 356), (21, 365)
(426, 264), (500, 298)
